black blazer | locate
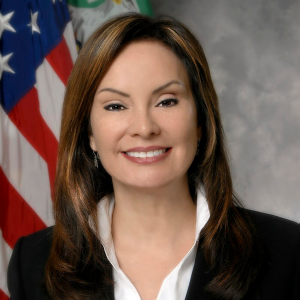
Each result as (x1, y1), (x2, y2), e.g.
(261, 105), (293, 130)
(8, 210), (300, 300)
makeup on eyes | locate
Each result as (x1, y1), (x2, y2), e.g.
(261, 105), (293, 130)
(156, 98), (178, 107)
(104, 98), (179, 111)
(104, 103), (126, 111)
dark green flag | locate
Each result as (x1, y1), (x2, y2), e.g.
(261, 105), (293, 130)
(67, 0), (153, 48)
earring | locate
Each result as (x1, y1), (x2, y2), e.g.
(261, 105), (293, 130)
(93, 151), (98, 168)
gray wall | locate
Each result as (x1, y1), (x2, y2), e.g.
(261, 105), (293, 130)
(150, 0), (300, 222)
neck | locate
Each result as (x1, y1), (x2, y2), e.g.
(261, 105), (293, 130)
(111, 177), (196, 246)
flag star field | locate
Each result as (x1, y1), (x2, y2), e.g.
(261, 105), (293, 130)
(0, 0), (77, 298)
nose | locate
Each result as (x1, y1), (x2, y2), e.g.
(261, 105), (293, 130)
(127, 109), (160, 138)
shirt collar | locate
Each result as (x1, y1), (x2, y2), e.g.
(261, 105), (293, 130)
(195, 185), (210, 241)
(97, 186), (210, 245)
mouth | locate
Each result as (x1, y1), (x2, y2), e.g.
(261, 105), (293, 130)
(122, 147), (171, 158)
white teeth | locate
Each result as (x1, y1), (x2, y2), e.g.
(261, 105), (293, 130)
(154, 150), (160, 156)
(140, 152), (146, 158)
(146, 151), (154, 157)
(126, 148), (167, 158)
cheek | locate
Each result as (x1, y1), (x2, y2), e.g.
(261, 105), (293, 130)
(167, 107), (198, 144)
(90, 115), (124, 153)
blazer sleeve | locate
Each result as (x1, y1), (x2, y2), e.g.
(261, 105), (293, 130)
(292, 224), (300, 300)
(7, 227), (53, 300)
(7, 237), (26, 300)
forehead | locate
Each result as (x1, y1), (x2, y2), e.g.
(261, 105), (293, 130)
(98, 40), (190, 90)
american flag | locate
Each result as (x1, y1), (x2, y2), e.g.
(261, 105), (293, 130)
(0, 0), (77, 298)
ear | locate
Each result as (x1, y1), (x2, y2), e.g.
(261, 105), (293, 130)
(197, 126), (202, 141)
(89, 135), (97, 152)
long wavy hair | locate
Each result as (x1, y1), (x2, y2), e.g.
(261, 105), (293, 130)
(45, 13), (262, 300)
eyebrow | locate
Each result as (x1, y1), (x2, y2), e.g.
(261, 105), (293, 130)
(96, 80), (185, 97)
(152, 80), (185, 95)
(96, 88), (130, 97)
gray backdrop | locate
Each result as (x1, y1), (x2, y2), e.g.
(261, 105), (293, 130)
(150, 0), (300, 222)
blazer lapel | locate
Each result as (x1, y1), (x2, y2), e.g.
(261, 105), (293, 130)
(185, 238), (213, 300)
(104, 240), (259, 300)
(185, 238), (259, 300)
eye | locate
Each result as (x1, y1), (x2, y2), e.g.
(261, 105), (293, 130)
(157, 98), (178, 107)
(104, 103), (126, 111)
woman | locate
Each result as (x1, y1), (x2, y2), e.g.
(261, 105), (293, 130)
(8, 13), (300, 300)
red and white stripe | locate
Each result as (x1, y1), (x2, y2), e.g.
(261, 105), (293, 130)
(0, 21), (77, 299)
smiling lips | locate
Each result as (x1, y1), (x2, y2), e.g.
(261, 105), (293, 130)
(122, 147), (172, 164)
(126, 148), (167, 158)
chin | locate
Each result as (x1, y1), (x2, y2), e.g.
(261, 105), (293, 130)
(125, 177), (177, 191)
(112, 169), (186, 191)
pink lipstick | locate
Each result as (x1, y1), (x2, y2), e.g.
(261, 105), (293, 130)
(121, 147), (172, 165)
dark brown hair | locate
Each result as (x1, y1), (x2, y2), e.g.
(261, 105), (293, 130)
(46, 13), (262, 299)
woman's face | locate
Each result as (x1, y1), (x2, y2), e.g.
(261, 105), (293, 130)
(90, 40), (201, 190)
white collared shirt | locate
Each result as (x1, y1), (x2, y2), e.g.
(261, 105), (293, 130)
(97, 188), (210, 300)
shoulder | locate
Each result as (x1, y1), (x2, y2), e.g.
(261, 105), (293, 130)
(10, 225), (54, 266)
(8, 227), (54, 299)
(246, 208), (299, 228)
(245, 209), (300, 246)
(243, 209), (300, 298)
(19, 226), (53, 251)
(16, 226), (54, 268)
(244, 209), (300, 261)
(24, 226), (53, 246)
